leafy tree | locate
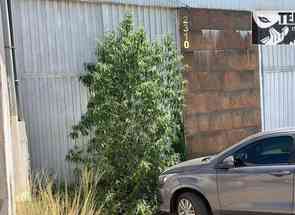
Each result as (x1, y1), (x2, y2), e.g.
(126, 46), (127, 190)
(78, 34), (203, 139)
(67, 15), (185, 214)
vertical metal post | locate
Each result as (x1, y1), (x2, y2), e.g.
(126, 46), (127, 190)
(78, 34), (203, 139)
(6, 0), (21, 120)
(258, 45), (265, 131)
(0, 0), (20, 120)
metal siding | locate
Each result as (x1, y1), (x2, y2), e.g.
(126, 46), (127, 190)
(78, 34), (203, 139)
(65, 0), (180, 8)
(101, 3), (177, 39)
(261, 46), (295, 131)
(47, 0), (295, 10)
(12, 0), (177, 178)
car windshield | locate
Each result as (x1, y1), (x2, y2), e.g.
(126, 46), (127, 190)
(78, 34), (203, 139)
(214, 133), (262, 159)
(213, 142), (244, 159)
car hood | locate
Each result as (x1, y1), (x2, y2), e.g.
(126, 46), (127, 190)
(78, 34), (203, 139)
(162, 155), (214, 174)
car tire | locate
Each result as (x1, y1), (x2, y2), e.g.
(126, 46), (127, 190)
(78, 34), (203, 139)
(175, 192), (209, 215)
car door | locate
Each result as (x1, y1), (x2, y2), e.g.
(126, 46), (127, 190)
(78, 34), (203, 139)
(216, 135), (295, 215)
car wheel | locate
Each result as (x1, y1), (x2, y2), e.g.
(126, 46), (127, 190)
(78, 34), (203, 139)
(176, 192), (209, 215)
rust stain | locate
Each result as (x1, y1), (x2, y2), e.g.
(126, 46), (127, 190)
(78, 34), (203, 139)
(179, 8), (261, 157)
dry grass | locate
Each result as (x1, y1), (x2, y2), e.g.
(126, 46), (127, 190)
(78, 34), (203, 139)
(17, 170), (105, 215)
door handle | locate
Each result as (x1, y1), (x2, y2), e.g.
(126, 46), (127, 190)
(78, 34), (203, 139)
(269, 171), (291, 177)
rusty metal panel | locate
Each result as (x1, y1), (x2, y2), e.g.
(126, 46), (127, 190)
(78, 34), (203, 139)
(180, 8), (261, 158)
(12, 0), (177, 178)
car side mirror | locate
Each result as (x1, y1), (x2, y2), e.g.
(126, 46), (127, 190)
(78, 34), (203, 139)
(219, 155), (235, 169)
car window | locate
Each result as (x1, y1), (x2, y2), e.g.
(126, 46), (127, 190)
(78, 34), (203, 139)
(233, 136), (294, 167)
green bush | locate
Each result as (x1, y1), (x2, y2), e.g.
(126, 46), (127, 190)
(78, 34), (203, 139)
(67, 15), (185, 214)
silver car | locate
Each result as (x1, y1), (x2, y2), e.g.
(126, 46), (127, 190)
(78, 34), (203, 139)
(159, 129), (295, 215)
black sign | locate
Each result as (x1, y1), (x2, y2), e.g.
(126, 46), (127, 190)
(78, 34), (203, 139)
(252, 11), (295, 45)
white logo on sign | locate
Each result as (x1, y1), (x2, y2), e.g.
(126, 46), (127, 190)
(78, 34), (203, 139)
(253, 11), (290, 45)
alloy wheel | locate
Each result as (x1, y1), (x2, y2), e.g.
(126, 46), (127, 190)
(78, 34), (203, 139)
(177, 198), (197, 215)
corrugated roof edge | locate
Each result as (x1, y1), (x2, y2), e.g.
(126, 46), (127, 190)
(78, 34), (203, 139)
(53, 0), (182, 8)
(44, 0), (295, 10)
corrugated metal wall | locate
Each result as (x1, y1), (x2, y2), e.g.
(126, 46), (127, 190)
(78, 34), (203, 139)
(93, 0), (179, 7)
(55, 0), (295, 10)
(11, 0), (178, 178)
(12, 0), (295, 178)
(260, 46), (295, 130)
